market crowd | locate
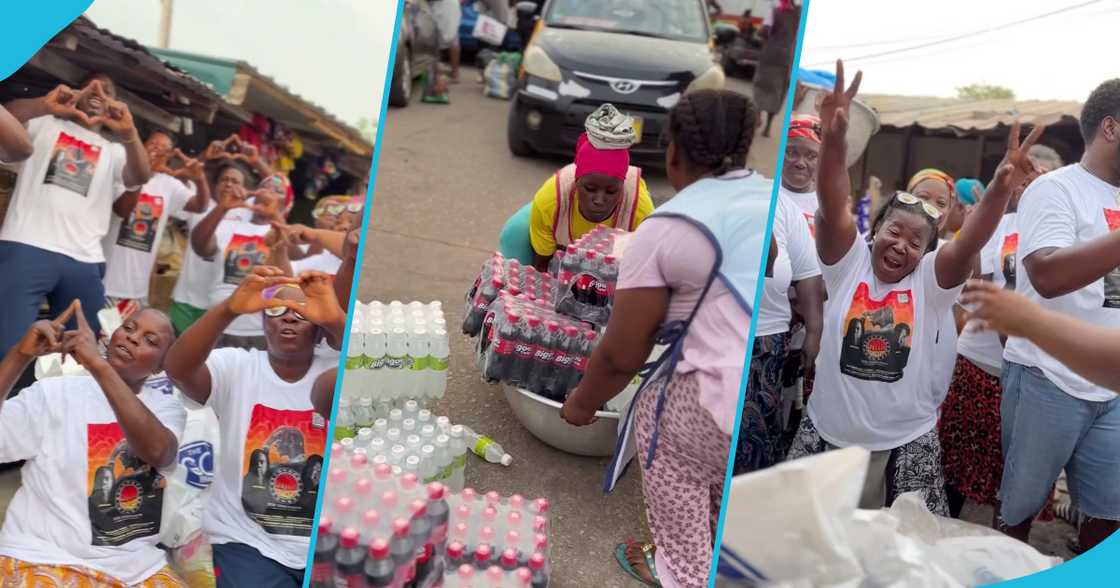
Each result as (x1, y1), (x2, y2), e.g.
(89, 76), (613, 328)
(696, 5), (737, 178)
(0, 73), (362, 586)
(734, 60), (1120, 557)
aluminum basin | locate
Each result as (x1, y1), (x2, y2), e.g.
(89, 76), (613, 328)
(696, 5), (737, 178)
(502, 384), (621, 457)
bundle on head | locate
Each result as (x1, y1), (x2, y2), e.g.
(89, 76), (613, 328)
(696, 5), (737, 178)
(668, 89), (757, 177)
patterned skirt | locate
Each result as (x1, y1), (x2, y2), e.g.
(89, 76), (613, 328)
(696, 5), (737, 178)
(733, 332), (790, 475)
(938, 355), (1055, 519)
(0, 557), (185, 588)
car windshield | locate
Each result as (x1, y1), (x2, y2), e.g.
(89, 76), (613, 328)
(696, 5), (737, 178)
(545, 0), (709, 43)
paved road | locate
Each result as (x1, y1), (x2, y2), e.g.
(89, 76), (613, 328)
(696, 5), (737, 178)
(357, 71), (774, 587)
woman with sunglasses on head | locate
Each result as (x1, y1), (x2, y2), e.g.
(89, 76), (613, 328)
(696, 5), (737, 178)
(786, 61), (1043, 515)
(165, 266), (345, 587)
(497, 104), (655, 271)
(287, 197), (364, 275)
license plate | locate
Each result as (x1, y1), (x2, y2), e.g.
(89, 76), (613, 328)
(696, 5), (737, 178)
(631, 117), (643, 142)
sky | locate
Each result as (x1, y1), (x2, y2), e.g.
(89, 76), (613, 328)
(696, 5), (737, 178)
(798, 0), (1119, 101)
(84, 0), (401, 127)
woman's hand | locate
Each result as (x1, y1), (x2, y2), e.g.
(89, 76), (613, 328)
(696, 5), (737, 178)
(295, 271), (346, 328)
(227, 266), (300, 315)
(101, 97), (138, 141)
(59, 302), (105, 370)
(991, 120), (1046, 194)
(818, 59), (861, 142)
(41, 84), (93, 126)
(217, 184), (250, 212)
(14, 300), (80, 360)
(560, 390), (599, 426)
(801, 336), (819, 378)
(959, 279), (1036, 338)
(343, 229), (360, 261)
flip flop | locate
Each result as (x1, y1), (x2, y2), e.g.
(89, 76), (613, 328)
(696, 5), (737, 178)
(615, 541), (661, 587)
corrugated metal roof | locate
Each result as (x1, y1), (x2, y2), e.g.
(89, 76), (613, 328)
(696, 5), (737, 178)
(859, 94), (1082, 132)
(69, 16), (220, 107)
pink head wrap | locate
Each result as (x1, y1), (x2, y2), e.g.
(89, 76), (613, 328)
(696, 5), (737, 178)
(574, 134), (630, 181)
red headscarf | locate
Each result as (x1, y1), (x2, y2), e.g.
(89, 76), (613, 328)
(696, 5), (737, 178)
(574, 133), (630, 180)
(788, 113), (821, 144)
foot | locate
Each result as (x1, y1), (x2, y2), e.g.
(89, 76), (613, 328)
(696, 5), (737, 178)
(995, 514), (1032, 543)
(1079, 517), (1119, 552)
(616, 541), (660, 586)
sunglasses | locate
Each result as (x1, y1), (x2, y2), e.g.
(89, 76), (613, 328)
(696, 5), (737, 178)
(312, 202), (364, 218)
(894, 191), (943, 220)
(263, 306), (306, 320)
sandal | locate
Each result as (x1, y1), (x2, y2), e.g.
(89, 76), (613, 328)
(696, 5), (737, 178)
(615, 541), (661, 587)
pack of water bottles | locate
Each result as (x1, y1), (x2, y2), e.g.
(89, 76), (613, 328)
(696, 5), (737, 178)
(442, 489), (551, 587)
(463, 255), (556, 337)
(313, 463), (450, 587)
(344, 301), (450, 406)
(476, 292), (599, 401)
(550, 226), (629, 326)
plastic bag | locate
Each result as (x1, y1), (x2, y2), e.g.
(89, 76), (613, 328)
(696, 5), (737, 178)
(159, 391), (220, 549)
(715, 447), (1061, 587)
(483, 59), (516, 101)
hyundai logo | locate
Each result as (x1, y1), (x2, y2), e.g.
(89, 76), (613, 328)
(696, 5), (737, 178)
(610, 80), (641, 94)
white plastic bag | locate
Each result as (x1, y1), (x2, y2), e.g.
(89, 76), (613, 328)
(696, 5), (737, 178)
(472, 13), (508, 46)
(159, 390), (220, 548)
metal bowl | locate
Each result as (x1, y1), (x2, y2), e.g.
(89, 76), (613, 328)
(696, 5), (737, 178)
(795, 83), (880, 168)
(502, 384), (621, 457)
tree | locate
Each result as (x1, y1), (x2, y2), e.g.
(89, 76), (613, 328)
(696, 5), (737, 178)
(354, 117), (377, 143)
(956, 84), (1015, 101)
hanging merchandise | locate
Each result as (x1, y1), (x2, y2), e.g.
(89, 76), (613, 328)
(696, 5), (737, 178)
(304, 152), (342, 200)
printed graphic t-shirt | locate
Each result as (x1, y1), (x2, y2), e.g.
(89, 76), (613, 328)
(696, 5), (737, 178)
(0, 377), (185, 584)
(0, 116), (128, 263)
(956, 213), (1018, 375)
(808, 238), (963, 450)
(1005, 164), (1120, 401)
(102, 173), (196, 299)
(204, 347), (333, 569)
(780, 187), (819, 238)
(171, 201), (251, 310)
(291, 250), (343, 275)
(757, 193), (820, 336)
(209, 219), (272, 337)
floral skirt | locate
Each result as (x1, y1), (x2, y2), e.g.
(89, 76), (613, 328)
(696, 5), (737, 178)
(0, 557), (185, 588)
(733, 332), (789, 475)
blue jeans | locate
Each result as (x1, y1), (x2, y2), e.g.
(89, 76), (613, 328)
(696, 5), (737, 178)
(1000, 362), (1120, 525)
(497, 202), (535, 266)
(0, 241), (105, 354)
(212, 543), (303, 588)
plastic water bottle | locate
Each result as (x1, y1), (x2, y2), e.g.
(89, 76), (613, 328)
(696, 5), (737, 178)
(385, 328), (409, 403)
(448, 425), (468, 491)
(365, 328), (387, 401)
(344, 323), (366, 402)
(408, 328), (429, 401)
(336, 399), (356, 439)
(354, 397), (375, 430)
(462, 426), (513, 466)
(429, 329), (449, 401)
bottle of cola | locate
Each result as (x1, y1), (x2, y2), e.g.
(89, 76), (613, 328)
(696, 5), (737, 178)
(552, 326), (579, 399)
(484, 310), (520, 383)
(533, 321), (558, 397)
(569, 329), (598, 392)
(511, 315), (539, 389)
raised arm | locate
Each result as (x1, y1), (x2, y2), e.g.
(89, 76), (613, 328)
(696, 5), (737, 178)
(295, 271), (348, 350)
(61, 303), (177, 468)
(191, 184), (248, 259)
(165, 267), (300, 404)
(97, 87), (151, 189)
(0, 104), (32, 162)
(333, 229), (360, 311)
(937, 122), (1043, 289)
(0, 302), (78, 404)
(815, 60), (862, 265)
(180, 153), (211, 214)
(963, 279), (1120, 392)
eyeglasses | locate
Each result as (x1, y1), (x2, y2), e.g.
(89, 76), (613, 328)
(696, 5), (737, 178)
(894, 191), (943, 220)
(263, 306), (306, 320)
(312, 201), (364, 218)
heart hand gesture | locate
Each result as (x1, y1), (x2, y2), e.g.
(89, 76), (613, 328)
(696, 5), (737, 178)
(217, 184), (250, 212)
(227, 266), (300, 315)
(101, 97), (137, 139)
(15, 300), (81, 359)
(819, 59), (862, 143)
(42, 84), (94, 127)
(293, 271), (345, 327)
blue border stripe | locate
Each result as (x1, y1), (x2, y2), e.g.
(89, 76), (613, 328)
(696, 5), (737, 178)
(707, 1), (813, 586)
(301, 1), (406, 581)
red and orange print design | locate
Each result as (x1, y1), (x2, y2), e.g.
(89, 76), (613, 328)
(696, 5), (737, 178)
(838, 282), (915, 383)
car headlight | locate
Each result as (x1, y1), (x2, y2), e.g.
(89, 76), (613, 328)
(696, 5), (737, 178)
(686, 65), (726, 94)
(522, 45), (562, 83)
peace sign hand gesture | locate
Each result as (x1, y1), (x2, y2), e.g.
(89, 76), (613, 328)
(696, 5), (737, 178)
(992, 120), (1046, 193)
(14, 300), (81, 360)
(819, 59), (862, 143)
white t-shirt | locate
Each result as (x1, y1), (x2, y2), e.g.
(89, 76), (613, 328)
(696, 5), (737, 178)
(170, 202), (250, 310)
(203, 348), (334, 569)
(209, 219), (273, 337)
(808, 238), (963, 450)
(1005, 164), (1120, 401)
(780, 187), (819, 238)
(102, 173), (196, 299)
(757, 193), (820, 336)
(956, 214), (1018, 375)
(291, 250), (343, 276)
(0, 377), (185, 584)
(0, 116), (129, 263)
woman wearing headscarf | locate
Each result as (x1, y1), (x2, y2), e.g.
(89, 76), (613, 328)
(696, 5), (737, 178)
(497, 104), (655, 271)
(560, 90), (771, 588)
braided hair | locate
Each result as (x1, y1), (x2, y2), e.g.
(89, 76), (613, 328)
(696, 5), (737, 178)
(667, 89), (757, 177)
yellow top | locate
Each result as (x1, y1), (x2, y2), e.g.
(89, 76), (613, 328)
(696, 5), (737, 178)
(528, 174), (654, 257)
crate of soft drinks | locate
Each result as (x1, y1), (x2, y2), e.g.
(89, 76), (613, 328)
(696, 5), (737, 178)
(344, 301), (450, 405)
(315, 455), (551, 587)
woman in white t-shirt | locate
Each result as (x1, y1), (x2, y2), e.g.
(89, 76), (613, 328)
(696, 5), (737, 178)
(0, 301), (186, 586)
(165, 266), (344, 587)
(786, 61), (1043, 515)
(938, 147), (1063, 519)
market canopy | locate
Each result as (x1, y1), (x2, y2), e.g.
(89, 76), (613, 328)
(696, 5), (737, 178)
(149, 47), (373, 175)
